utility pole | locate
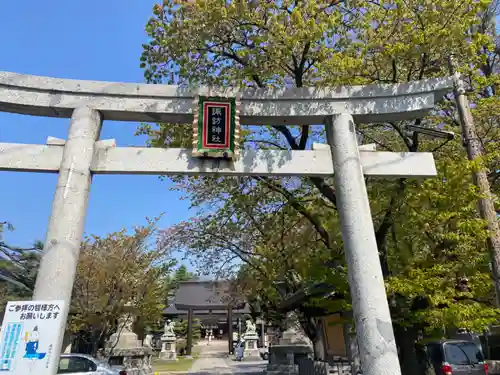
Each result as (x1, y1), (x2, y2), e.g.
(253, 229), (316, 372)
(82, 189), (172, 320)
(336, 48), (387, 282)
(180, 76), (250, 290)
(449, 57), (500, 305)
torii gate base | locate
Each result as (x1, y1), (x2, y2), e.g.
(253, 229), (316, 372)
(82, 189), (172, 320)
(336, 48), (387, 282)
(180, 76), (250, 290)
(0, 72), (457, 375)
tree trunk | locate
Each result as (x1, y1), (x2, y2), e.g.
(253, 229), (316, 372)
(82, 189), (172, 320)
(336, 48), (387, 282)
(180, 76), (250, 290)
(344, 323), (361, 375)
(61, 331), (72, 353)
(394, 324), (420, 375)
(297, 312), (326, 361)
(312, 319), (326, 361)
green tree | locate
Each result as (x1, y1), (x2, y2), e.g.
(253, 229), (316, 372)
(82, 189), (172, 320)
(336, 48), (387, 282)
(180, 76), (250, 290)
(0, 222), (42, 320)
(69, 218), (175, 355)
(174, 318), (201, 355)
(173, 318), (201, 340)
(142, 0), (499, 371)
(165, 264), (197, 302)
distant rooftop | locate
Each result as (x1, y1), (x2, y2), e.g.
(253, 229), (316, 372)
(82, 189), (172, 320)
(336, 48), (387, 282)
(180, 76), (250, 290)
(163, 280), (250, 313)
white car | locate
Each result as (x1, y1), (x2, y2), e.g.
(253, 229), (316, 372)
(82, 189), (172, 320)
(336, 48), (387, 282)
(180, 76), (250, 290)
(259, 345), (269, 361)
(57, 353), (126, 375)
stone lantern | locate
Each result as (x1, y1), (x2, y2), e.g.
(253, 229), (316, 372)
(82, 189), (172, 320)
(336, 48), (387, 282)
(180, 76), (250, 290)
(160, 319), (177, 361)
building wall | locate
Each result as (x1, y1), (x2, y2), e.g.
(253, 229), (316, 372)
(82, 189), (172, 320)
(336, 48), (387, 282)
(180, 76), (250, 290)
(322, 313), (347, 358)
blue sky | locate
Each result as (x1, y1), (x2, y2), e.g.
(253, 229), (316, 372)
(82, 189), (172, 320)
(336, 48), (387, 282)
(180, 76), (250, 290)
(0, 3), (497, 254)
(0, 1), (193, 256)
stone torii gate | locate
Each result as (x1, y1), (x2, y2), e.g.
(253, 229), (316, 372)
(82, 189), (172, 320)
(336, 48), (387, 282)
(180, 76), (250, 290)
(0, 72), (455, 375)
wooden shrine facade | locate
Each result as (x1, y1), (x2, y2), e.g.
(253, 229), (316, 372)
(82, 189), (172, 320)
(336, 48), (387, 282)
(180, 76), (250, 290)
(163, 280), (251, 354)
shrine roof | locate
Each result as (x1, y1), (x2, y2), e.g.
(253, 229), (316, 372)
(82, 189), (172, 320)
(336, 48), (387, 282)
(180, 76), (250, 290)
(164, 280), (250, 312)
(162, 306), (251, 316)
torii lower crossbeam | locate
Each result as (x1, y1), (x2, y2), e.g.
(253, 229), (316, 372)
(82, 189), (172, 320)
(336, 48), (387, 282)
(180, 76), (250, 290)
(0, 142), (436, 177)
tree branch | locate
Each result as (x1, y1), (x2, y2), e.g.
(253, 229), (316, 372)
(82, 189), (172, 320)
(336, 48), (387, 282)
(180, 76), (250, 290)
(255, 177), (331, 248)
(375, 179), (406, 277)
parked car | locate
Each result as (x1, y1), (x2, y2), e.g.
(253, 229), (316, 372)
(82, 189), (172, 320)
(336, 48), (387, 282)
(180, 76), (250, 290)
(57, 353), (126, 375)
(424, 339), (488, 375)
(257, 342), (269, 360)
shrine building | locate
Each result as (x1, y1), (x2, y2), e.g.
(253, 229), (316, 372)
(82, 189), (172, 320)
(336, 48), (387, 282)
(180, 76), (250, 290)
(163, 280), (256, 354)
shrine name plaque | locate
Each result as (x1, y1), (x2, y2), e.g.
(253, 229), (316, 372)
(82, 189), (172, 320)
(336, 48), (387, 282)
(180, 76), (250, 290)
(192, 95), (240, 159)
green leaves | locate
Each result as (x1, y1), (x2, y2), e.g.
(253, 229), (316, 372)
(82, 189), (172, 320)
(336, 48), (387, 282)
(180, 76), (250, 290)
(383, 151), (496, 332)
(69, 218), (176, 349)
(0, 222), (42, 310)
(142, 0), (500, 342)
(165, 265), (197, 303)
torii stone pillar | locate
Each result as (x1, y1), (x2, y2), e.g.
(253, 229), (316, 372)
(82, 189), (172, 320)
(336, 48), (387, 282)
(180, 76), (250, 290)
(33, 107), (102, 301)
(185, 308), (193, 357)
(327, 114), (399, 375)
(228, 306), (233, 354)
(32, 107), (102, 375)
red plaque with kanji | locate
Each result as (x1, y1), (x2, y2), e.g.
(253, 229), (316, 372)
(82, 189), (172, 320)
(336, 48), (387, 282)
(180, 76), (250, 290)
(192, 95), (240, 159)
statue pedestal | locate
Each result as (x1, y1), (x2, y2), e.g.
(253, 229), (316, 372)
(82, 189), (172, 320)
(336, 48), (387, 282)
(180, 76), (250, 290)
(105, 334), (153, 375)
(265, 320), (313, 375)
(159, 334), (177, 361)
(242, 332), (261, 361)
(104, 311), (153, 374)
(107, 330), (143, 350)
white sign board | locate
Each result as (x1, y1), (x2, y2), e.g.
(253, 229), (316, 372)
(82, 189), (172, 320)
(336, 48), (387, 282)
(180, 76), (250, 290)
(0, 300), (66, 375)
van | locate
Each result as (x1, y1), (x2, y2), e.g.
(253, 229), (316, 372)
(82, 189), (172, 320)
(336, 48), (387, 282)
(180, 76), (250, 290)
(424, 340), (488, 375)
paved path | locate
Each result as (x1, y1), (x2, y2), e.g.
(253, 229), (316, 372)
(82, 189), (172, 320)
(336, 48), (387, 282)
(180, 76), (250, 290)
(188, 340), (266, 375)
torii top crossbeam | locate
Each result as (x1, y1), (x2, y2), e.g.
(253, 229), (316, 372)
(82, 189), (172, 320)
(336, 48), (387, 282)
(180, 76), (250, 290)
(0, 71), (454, 124)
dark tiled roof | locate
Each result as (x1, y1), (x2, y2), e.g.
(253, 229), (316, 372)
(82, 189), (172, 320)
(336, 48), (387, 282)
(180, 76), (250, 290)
(163, 299), (182, 315)
(163, 307), (251, 315)
(162, 280), (251, 312)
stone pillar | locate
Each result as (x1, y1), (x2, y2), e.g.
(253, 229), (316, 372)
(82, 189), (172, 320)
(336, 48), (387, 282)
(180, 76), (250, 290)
(33, 107), (102, 375)
(186, 308), (193, 357)
(160, 336), (177, 360)
(228, 306), (233, 354)
(105, 310), (153, 374)
(243, 334), (261, 361)
(326, 114), (401, 375)
(260, 318), (266, 347)
(265, 315), (312, 375)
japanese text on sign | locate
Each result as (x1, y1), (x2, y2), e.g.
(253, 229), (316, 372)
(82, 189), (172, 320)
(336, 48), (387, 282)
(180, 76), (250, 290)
(193, 95), (239, 159)
(8, 302), (61, 321)
(203, 103), (229, 148)
(0, 300), (66, 375)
